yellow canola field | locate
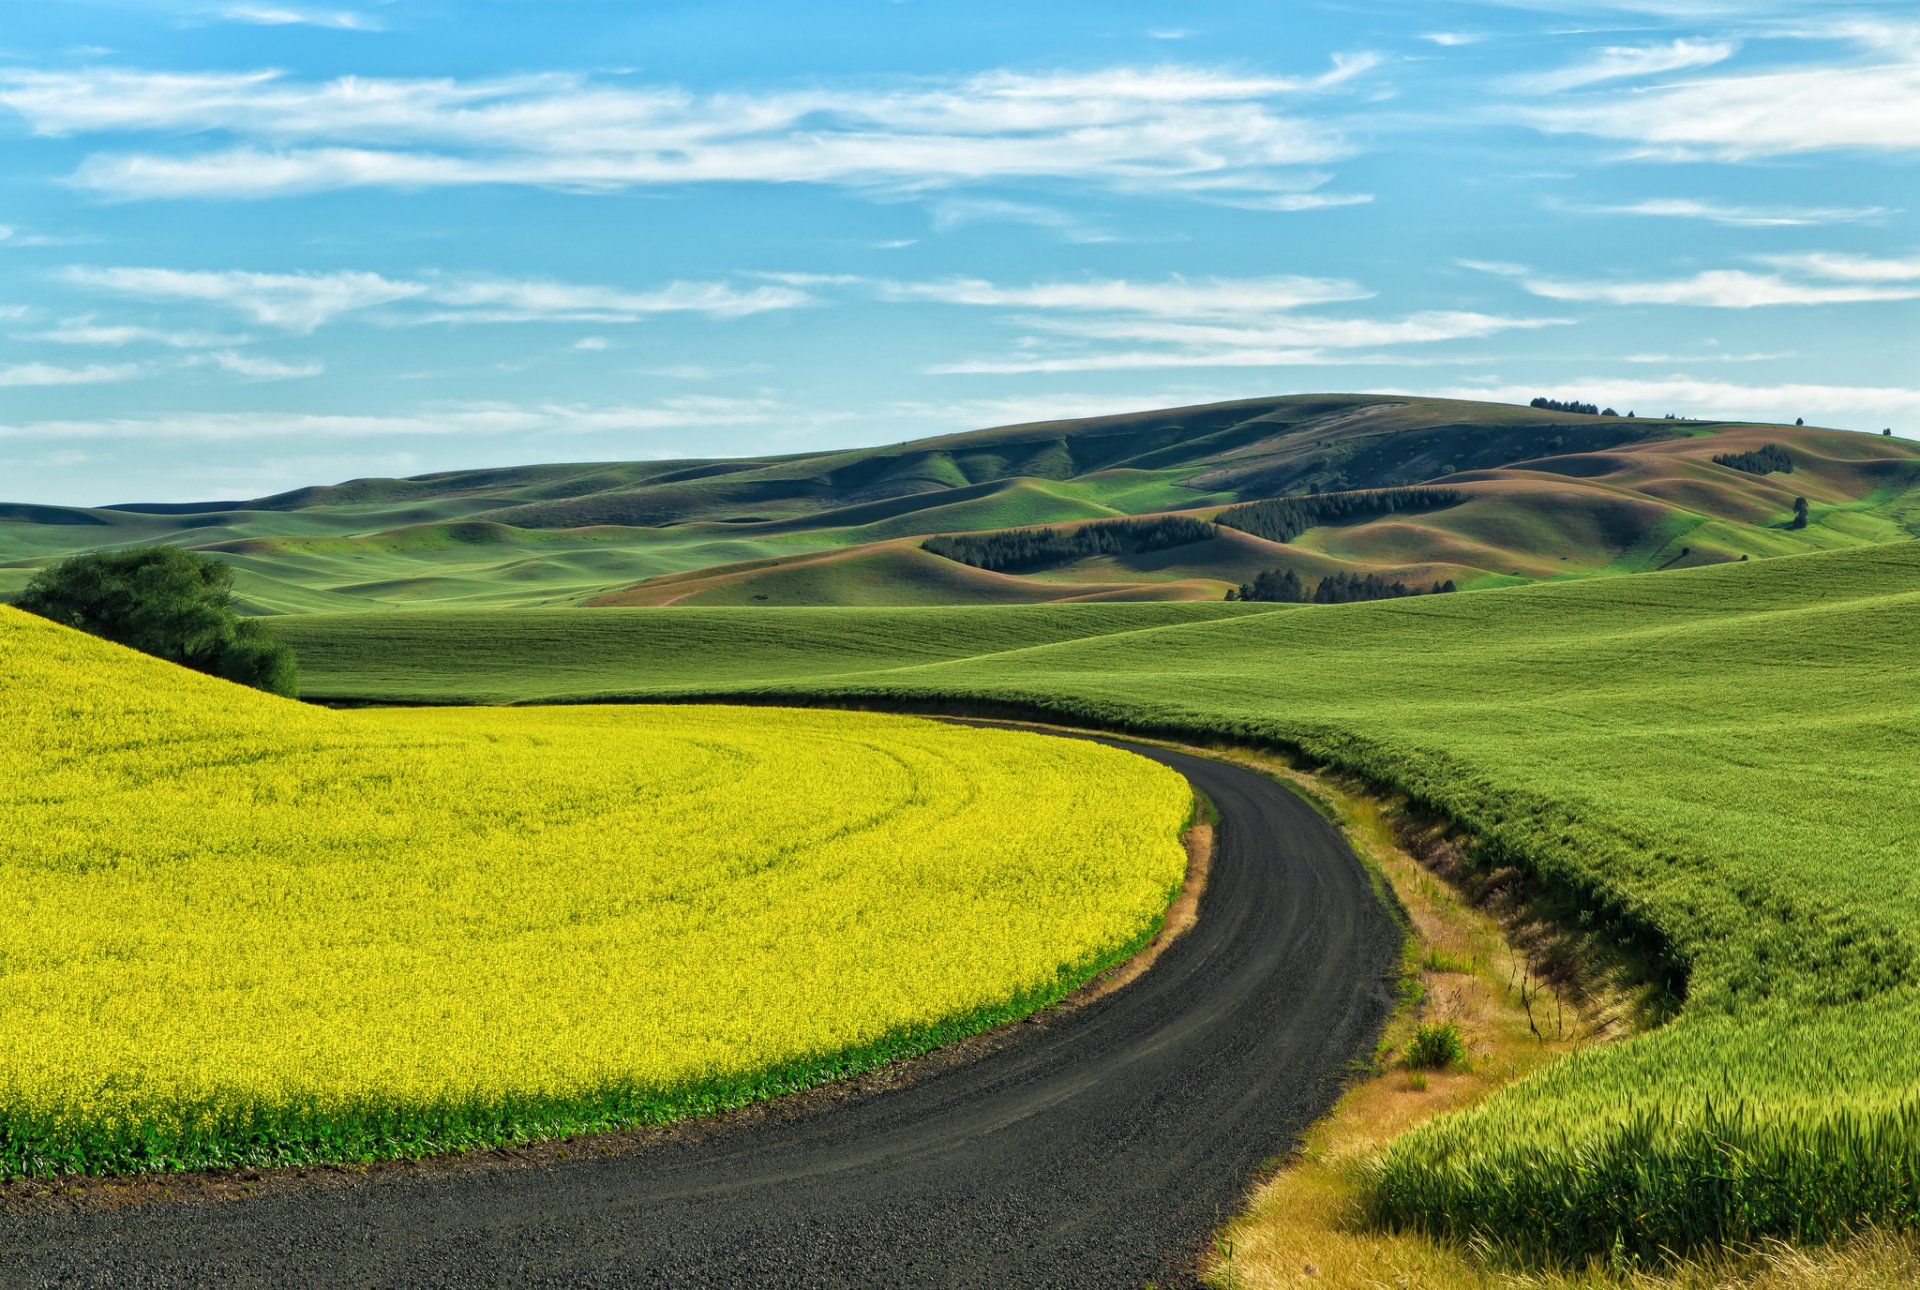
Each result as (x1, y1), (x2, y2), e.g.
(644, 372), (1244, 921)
(0, 607), (1190, 1172)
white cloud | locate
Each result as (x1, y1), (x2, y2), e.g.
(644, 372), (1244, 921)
(62, 266), (421, 331)
(1510, 39), (1736, 93)
(1203, 190), (1374, 212)
(61, 265), (810, 331)
(1755, 250), (1920, 283)
(0, 397), (782, 443)
(1518, 24), (1920, 158)
(930, 311), (1565, 373)
(25, 317), (251, 347)
(0, 60), (1378, 201)
(204, 350), (323, 380)
(1011, 310), (1565, 347)
(929, 197), (1117, 244)
(0, 361), (143, 387)
(1466, 261), (1920, 307)
(788, 271), (1558, 374)
(417, 277), (808, 323)
(1565, 197), (1892, 227)
(216, 5), (383, 30)
(1422, 33), (1486, 48)
(1413, 377), (1920, 430)
(851, 272), (1373, 316)
(1531, 269), (1919, 307)
(1622, 350), (1797, 363)
(572, 336), (611, 351)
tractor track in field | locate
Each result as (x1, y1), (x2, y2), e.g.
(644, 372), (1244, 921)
(0, 734), (1401, 1289)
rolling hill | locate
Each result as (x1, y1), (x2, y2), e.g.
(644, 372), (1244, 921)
(4, 394), (1915, 612)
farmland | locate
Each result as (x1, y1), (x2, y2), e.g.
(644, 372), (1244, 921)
(281, 539), (1920, 1261)
(0, 606), (1190, 1175)
(6, 396), (1916, 613)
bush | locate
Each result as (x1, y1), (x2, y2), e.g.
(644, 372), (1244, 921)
(1404, 1021), (1467, 1071)
(14, 545), (298, 696)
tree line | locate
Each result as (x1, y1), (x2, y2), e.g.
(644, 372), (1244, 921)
(1228, 567), (1458, 604)
(922, 515), (1217, 573)
(1712, 444), (1794, 476)
(1530, 397), (1619, 417)
(1216, 487), (1467, 546)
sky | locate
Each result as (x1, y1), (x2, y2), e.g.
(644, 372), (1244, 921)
(0, 0), (1915, 504)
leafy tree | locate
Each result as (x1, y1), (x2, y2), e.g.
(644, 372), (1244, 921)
(1796, 418), (1805, 426)
(1790, 497), (1810, 530)
(13, 545), (298, 696)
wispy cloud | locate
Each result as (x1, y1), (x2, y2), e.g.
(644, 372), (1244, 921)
(0, 360), (143, 387)
(928, 197), (1118, 244)
(201, 350), (323, 380)
(0, 60), (1380, 201)
(23, 316), (251, 347)
(61, 265), (810, 331)
(215, 5), (383, 30)
(1517, 22), (1920, 158)
(1510, 38), (1736, 93)
(0, 397), (783, 442)
(1466, 261), (1920, 307)
(851, 273), (1373, 315)
(776, 271), (1559, 373)
(63, 266), (419, 331)
(1561, 197), (1892, 227)
(1754, 250), (1920, 283)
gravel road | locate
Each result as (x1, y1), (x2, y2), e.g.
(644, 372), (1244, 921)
(1, 735), (1401, 1289)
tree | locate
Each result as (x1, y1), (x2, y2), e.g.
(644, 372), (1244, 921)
(13, 546), (299, 696)
(1790, 497), (1810, 530)
(1886, 428), (1895, 437)
(1796, 417), (1805, 426)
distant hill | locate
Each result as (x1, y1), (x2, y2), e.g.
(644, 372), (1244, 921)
(4, 394), (1916, 613)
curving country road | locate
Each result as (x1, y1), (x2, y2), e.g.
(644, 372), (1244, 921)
(0, 735), (1401, 1290)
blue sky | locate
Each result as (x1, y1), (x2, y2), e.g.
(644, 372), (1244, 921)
(0, 0), (1915, 504)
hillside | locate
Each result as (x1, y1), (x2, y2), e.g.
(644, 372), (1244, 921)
(283, 539), (1920, 1260)
(4, 394), (1915, 612)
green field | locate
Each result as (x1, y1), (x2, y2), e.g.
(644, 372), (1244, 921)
(282, 540), (1920, 1261)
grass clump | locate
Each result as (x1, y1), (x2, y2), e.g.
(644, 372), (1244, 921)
(1404, 1021), (1469, 1072)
